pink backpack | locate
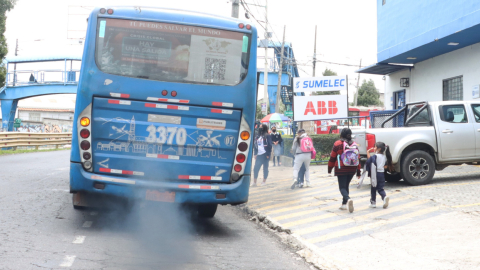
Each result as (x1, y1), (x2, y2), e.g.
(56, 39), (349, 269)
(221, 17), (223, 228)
(300, 136), (317, 159)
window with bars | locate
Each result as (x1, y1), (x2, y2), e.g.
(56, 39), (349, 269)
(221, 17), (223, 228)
(443, 76), (463, 101)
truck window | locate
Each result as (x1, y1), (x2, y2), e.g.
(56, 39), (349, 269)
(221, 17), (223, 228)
(471, 105), (480, 122)
(439, 105), (468, 123)
(406, 104), (431, 126)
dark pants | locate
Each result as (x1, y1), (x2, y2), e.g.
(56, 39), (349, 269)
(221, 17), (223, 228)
(337, 174), (355, 204)
(273, 156), (281, 165)
(371, 173), (387, 203)
(254, 154), (269, 179)
(298, 163), (306, 184)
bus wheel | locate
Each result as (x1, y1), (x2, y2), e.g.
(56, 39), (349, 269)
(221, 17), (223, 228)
(197, 204), (218, 218)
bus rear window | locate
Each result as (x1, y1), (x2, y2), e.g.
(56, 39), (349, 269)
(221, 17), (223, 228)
(95, 18), (250, 86)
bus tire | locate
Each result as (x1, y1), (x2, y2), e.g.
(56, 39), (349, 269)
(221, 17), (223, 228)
(401, 150), (435, 186)
(197, 204), (218, 218)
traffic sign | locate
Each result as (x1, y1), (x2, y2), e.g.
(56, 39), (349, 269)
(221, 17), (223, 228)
(284, 111), (293, 117)
(14, 118), (22, 128)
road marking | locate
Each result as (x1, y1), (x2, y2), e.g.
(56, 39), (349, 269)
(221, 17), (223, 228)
(256, 189), (372, 212)
(72, 236), (86, 244)
(90, 211), (98, 216)
(59, 255), (76, 267)
(452, 202), (480, 208)
(82, 221), (93, 228)
(308, 206), (440, 244)
(297, 199), (431, 236)
(249, 185), (340, 206)
(282, 195), (412, 228)
(402, 181), (480, 190)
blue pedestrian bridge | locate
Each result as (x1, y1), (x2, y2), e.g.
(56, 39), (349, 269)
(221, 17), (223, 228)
(0, 54), (81, 131)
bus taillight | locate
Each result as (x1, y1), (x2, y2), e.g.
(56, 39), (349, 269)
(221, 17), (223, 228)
(162, 90), (168, 96)
(238, 142), (248, 151)
(83, 152), (91, 160)
(80, 141), (91, 151)
(246, 24), (251, 30)
(80, 129), (90, 139)
(238, 23), (244, 29)
(234, 165), (242, 172)
(80, 117), (90, 127)
(107, 9), (114, 15)
(100, 8), (106, 14)
(171, 91), (177, 97)
(236, 154), (246, 163)
(240, 131), (250, 140)
(78, 104), (93, 172)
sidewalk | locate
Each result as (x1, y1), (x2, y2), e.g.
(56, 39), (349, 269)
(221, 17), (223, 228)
(246, 163), (480, 270)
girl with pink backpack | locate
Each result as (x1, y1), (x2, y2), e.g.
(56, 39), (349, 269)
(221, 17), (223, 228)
(291, 129), (316, 189)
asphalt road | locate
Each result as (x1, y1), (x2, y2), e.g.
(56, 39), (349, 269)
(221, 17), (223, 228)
(0, 151), (311, 270)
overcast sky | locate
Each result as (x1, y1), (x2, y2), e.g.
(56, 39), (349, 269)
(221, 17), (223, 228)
(4, 0), (383, 101)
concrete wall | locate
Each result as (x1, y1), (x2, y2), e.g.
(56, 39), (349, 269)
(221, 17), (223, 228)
(384, 43), (480, 109)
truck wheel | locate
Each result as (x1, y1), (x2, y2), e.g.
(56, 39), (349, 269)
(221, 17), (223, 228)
(197, 204), (218, 218)
(401, 150), (435, 186)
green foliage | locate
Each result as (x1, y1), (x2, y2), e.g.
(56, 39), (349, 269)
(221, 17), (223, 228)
(283, 134), (339, 160)
(357, 79), (383, 107)
(0, 0), (16, 88)
(313, 68), (340, 96)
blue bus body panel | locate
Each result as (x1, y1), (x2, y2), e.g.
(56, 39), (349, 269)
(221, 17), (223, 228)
(92, 97), (240, 182)
(70, 7), (257, 204)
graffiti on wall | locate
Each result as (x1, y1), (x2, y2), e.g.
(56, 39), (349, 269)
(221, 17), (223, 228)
(15, 123), (73, 133)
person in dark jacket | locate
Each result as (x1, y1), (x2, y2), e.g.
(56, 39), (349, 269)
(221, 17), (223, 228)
(252, 124), (273, 186)
(328, 128), (361, 213)
(271, 125), (283, 166)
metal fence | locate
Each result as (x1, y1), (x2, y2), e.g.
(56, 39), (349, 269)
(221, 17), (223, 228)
(370, 110), (405, 128)
(1, 132), (72, 150)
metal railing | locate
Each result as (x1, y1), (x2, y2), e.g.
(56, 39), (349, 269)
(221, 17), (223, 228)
(0, 132), (72, 149)
(6, 70), (80, 87)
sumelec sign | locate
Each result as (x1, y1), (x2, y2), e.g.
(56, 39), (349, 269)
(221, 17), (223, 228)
(294, 76), (347, 92)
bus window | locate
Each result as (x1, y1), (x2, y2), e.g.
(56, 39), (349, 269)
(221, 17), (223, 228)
(95, 18), (251, 86)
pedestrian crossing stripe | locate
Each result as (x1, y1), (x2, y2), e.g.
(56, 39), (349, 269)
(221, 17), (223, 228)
(248, 184), (339, 205)
(248, 180), (336, 202)
(296, 199), (431, 236)
(273, 192), (402, 220)
(307, 206), (440, 244)
(248, 178), (291, 194)
(282, 195), (411, 228)
(255, 189), (373, 212)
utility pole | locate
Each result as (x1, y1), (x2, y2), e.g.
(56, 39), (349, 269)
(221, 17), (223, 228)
(262, 0), (269, 116)
(275, 26), (286, 114)
(354, 59), (362, 106)
(231, 0), (239, 18)
(313, 25), (317, 77)
(13, 39), (18, 86)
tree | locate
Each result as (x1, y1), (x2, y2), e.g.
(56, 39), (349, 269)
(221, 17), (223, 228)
(0, 0), (16, 88)
(356, 79), (383, 107)
(256, 102), (270, 120)
(312, 68), (340, 95)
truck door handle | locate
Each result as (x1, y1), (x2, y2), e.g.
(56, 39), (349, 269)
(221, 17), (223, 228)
(442, 129), (453, 134)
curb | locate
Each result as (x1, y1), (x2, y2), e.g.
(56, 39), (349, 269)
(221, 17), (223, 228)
(239, 204), (350, 270)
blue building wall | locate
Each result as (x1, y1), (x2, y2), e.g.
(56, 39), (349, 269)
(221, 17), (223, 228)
(377, 0), (480, 63)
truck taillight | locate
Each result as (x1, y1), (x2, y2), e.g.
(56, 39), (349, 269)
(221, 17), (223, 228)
(366, 133), (376, 150)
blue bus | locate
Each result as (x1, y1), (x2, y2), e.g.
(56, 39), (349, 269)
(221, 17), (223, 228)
(70, 6), (257, 217)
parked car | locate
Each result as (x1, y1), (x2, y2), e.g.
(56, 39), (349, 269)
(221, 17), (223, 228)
(353, 101), (480, 185)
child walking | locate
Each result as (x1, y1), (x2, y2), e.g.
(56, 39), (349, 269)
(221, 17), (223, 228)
(366, 142), (392, 209)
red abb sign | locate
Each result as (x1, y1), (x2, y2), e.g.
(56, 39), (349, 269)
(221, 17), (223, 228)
(293, 95), (348, 121)
(304, 101), (338, 115)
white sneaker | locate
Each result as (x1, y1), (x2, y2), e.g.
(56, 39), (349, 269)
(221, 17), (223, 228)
(291, 180), (297, 190)
(261, 181), (266, 186)
(339, 204), (347, 210)
(369, 203), (376, 208)
(305, 181), (311, 188)
(383, 196), (390, 209)
(298, 183), (304, 188)
(347, 199), (354, 213)
(250, 182), (257, 187)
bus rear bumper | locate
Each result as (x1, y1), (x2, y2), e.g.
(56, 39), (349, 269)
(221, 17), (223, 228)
(69, 162), (250, 204)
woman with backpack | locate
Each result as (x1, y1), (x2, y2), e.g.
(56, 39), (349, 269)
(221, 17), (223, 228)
(328, 128), (361, 213)
(271, 125), (283, 166)
(291, 129), (316, 189)
(252, 124), (273, 187)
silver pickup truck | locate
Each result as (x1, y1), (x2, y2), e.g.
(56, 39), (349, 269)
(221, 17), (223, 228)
(353, 101), (480, 185)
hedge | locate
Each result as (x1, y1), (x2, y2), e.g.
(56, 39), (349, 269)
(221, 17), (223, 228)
(283, 134), (340, 161)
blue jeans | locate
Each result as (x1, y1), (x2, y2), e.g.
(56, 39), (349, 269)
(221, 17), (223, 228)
(254, 154), (269, 179)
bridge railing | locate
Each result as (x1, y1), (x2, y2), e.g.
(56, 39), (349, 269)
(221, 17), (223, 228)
(6, 70), (80, 87)
(0, 132), (72, 150)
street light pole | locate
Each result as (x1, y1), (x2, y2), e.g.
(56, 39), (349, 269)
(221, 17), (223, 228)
(263, 0), (269, 116)
(275, 26), (286, 114)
